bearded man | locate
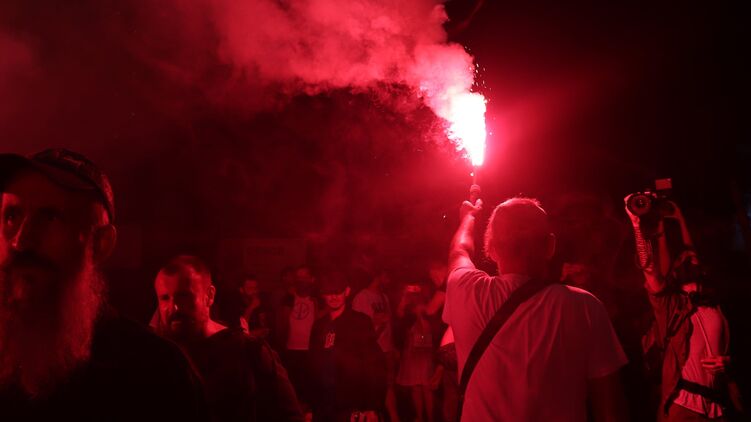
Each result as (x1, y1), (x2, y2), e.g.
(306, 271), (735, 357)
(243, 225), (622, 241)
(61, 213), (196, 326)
(0, 149), (207, 421)
(150, 255), (303, 422)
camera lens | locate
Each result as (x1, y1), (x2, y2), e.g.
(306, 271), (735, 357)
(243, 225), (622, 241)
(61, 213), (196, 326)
(628, 194), (652, 216)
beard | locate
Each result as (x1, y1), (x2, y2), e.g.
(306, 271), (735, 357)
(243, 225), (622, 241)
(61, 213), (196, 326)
(0, 248), (104, 397)
(156, 308), (207, 346)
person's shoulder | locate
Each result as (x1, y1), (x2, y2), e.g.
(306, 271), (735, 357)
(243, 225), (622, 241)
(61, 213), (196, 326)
(348, 309), (373, 325)
(225, 330), (281, 375)
(93, 314), (194, 370)
(236, 329), (273, 355)
(210, 326), (253, 345)
(96, 314), (170, 351)
(550, 284), (616, 317)
(203, 327), (263, 359)
(447, 266), (491, 285)
(557, 284), (597, 297)
(346, 310), (380, 340)
(553, 284), (603, 303)
(210, 328), (274, 357)
(352, 288), (371, 302)
(342, 309), (375, 333)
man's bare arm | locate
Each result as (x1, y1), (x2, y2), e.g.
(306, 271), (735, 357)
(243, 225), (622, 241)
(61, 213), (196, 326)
(448, 199), (482, 273)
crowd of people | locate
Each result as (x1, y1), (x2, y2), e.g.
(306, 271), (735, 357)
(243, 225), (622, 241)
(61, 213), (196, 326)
(214, 261), (454, 421)
(0, 148), (747, 421)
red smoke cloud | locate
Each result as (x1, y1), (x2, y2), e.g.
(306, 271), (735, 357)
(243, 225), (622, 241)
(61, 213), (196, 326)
(202, 0), (484, 159)
(0, 0), (481, 262)
(0, 1), (482, 146)
(157, 0), (487, 157)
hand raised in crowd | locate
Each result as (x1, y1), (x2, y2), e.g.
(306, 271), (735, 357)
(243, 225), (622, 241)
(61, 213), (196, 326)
(460, 198), (483, 220)
(623, 195), (640, 226)
(701, 355), (731, 375)
(661, 200), (685, 222)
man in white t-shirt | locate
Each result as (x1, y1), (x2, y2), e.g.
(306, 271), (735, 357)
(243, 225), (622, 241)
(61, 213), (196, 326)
(352, 270), (395, 354)
(279, 265), (320, 411)
(443, 195), (628, 421)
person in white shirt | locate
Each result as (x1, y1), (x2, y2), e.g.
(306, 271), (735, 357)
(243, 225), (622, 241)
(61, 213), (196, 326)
(444, 194), (628, 421)
(278, 265), (321, 413)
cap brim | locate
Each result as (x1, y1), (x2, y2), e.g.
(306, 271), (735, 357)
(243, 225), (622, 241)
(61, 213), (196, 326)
(320, 288), (348, 295)
(0, 153), (94, 193)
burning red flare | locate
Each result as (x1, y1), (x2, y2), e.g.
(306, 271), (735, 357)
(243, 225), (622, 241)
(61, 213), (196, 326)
(446, 91), (487, 166)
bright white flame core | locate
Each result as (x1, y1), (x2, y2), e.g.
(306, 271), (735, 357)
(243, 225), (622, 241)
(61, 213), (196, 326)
(446, 92), (487, 166)
(410, 45), (487, 167)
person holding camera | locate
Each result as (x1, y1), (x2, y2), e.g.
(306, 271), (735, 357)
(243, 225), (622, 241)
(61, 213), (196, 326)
(625, 194), (744, 421)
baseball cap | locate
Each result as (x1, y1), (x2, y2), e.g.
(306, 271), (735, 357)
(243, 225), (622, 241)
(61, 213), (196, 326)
(0, 148), (115, 222)
(319, 272), (349, 295)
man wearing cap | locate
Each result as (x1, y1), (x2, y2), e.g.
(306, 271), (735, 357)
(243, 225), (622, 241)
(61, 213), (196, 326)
(309, 272), (386, 422)
(151, 255), (303, 422)
(0, 149), (208, 420)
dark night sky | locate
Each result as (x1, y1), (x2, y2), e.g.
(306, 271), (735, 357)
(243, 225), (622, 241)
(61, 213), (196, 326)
(452, 2), (749, 199)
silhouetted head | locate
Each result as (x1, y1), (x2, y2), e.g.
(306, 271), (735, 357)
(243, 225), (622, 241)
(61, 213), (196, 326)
(484, 197), (555, 276)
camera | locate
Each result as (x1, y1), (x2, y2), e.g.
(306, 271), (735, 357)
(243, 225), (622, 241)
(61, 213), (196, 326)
(626, 178), (674, 233)
(625, 191), (674, 217)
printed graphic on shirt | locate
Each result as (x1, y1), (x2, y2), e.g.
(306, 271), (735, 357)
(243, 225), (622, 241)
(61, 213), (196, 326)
(293, 301), (312, 320)
(371, 300), (386, 314)
(325, 330), (336, 349)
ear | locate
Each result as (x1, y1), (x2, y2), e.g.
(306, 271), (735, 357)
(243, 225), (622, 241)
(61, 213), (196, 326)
(92, 224), (117, 265)
(206, 285), (216, 308)
(545, 233), (556, 260)
(486, 242), (499, 264)
(344, 286), (351, 298)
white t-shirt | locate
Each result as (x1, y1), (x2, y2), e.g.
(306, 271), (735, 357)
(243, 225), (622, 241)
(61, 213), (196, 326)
(674, 306), (729, 418)
(287, 295), (316, 351)
(352, 288), (395, 353)
(443, 268), (628, 422)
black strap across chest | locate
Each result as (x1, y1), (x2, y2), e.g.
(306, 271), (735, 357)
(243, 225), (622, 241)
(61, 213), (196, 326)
(456, 277), (552, 421)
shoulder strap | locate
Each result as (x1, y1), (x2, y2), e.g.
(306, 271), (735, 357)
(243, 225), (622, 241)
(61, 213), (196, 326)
(456, 278), (551, 421)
